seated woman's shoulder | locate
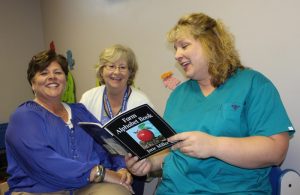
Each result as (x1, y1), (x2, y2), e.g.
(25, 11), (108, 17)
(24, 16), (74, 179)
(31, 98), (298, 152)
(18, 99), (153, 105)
(17, 100), (43, 112)
(130, 87), (151, 99)
(9, 101), (46, 122)
(83, 86), (104, 96)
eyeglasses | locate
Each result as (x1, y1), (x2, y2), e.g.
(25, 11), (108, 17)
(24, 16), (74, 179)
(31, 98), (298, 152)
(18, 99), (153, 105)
(104, 64), (128, 73)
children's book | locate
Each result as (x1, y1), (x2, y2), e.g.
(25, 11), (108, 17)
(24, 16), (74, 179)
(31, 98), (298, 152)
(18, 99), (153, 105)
(78, 104), (176, 160)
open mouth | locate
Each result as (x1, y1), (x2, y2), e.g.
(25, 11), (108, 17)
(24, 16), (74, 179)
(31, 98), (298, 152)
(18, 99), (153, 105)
(110, 76), (122, 81)
(181, 61), (191, 70)
(46, 83), (59, 88)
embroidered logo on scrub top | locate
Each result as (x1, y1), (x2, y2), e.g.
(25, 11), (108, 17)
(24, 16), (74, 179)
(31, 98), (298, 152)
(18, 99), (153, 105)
(231, 104), (240, 111)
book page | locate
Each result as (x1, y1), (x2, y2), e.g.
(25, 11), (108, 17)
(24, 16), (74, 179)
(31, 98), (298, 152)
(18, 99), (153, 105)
(101, 137), (128, 156)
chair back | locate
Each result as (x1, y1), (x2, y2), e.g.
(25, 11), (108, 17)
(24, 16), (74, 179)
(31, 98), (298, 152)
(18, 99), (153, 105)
(280, 169), (300, 195)
(0, 123), (8, 183)
(269, 166), (300, 195)
(0, 123), (8, 150)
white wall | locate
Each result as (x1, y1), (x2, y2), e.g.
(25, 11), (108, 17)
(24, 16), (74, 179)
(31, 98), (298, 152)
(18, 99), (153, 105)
(0, 0), (44, 122)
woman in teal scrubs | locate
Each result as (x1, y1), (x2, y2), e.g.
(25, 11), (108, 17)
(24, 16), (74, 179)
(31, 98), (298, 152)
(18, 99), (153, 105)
(126, 12), (295, 195)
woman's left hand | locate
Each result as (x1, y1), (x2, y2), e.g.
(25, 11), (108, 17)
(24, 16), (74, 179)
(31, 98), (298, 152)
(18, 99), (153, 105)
(168, 131), (217, 159)
(117, 168), (133, 186)
(104, 169), (135, 194)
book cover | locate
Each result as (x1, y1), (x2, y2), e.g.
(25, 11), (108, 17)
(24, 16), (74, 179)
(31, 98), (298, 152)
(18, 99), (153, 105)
(78, 104), (176, 160)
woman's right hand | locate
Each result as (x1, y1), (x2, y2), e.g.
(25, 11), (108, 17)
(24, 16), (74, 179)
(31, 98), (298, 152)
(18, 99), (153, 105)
(125, 153), (152, 176)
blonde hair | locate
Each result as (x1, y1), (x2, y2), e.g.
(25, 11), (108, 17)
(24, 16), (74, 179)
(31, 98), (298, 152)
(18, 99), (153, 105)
(97, 44), (138, 86)
(167, 13), (244, 87)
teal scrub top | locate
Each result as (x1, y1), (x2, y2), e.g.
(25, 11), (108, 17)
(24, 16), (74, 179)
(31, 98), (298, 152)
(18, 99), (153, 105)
(157, 69), (295, 195)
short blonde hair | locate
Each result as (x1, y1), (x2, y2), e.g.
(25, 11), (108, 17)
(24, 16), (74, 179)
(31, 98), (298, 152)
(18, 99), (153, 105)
(97, 44), (138, 86)
(167, 13), (244, 87)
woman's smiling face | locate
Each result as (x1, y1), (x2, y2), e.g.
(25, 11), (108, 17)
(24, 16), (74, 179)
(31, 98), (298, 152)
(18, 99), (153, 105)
(174, 32), (210, 82)
(102, 58), (130, 91)
(31, 61), (66, 102)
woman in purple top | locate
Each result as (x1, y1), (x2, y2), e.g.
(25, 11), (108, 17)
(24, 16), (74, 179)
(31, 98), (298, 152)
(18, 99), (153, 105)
(5, 49), (133, 195)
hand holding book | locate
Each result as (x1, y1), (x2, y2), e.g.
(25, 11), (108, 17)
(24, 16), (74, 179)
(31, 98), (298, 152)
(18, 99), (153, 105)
(79, 104), (177, 160)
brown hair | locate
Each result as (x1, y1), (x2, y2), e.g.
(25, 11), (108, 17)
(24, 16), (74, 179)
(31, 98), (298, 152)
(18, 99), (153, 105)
(27, 49), (68, 86)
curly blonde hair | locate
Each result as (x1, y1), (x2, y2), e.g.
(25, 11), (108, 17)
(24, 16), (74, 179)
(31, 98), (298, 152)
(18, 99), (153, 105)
(96, 44), (138, 86)
(167, 13), (244, 87)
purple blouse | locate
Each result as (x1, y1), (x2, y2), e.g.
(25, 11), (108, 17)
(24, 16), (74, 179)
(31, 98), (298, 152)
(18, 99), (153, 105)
(5, 101), (125, 194)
